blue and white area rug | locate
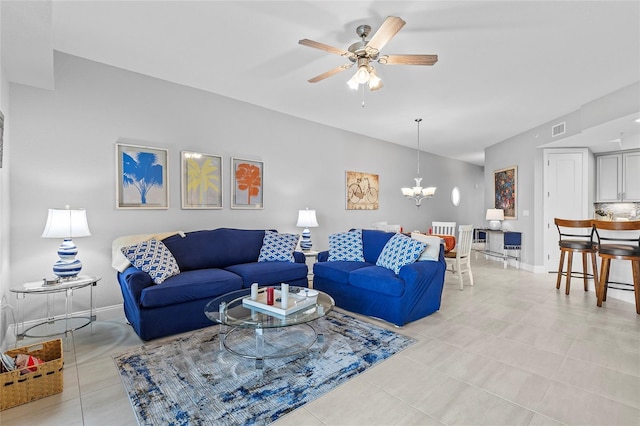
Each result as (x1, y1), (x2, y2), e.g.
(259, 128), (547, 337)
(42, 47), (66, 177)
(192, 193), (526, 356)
(113, 310), (414, 425)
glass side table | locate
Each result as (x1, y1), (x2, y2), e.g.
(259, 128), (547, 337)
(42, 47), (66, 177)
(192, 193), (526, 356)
(10, 275), (101, 340)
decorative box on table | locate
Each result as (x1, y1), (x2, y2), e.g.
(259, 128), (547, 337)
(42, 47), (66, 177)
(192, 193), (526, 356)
(0, 339), (64, 411)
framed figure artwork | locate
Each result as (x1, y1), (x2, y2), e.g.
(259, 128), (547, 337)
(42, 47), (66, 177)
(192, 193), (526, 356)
(116, 143), (169, 209)
(231, 157), (263, 209)
(494, 166), (517, 219)
(181, 151), (223, 209)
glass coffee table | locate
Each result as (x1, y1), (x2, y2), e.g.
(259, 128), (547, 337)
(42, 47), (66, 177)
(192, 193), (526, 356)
(204, 286), (334, 370)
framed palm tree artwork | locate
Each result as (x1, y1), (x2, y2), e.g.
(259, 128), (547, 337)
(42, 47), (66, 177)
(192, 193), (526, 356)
(181, 151), (223, 209)
(231, 157), (263, 209)
(116, 143), (169, 209)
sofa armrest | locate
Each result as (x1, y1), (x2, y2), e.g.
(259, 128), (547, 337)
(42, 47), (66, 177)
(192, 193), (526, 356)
(118, 266), (154, 303)
(317, 250), (329, 262)
(293, 251), (306, 263)
(398, 245), (446, 283)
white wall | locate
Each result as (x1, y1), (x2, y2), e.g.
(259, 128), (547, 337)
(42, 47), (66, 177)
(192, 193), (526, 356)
(7, 52), (484, 322)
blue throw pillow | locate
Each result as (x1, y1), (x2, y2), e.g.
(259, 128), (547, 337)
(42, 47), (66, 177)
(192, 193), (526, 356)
(121, 239), (180, 284)
(376, 233), (427, 274)
(328, 229), (365, 262)
(258, 230), (299, 262)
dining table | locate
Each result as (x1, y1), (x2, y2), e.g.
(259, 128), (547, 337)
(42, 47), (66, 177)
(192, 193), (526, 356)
(429, 233), (456, 253)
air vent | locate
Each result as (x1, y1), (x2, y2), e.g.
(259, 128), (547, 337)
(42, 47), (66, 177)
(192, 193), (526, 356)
(551, 122), (566, 137)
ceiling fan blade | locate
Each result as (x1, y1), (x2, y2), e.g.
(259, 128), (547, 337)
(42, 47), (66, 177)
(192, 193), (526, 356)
(378, 54), (438, 65)
(307, 64), (353, 83)
(365, 16), (406, 56)
(299, 39), (356, 60)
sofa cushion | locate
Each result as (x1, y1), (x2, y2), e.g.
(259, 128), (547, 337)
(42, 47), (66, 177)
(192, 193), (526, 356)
(411, 233), (442, 261)
(162, 228), (267, 271)
(328, 229), (365, 262)
(376, 233), (427, 274)
(258, 230), (299, 262)
(313, 261), (370, 284)
(139, 268), (243, 308)
(225, 261), (308, 287)
(121, 239), (180, 284)
(349, 266), (406, 297)
(361, 229), (395, 264)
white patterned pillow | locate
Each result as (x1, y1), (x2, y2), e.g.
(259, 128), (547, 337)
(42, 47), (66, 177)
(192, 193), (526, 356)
(328, 229), (365, 262)
(258, 230), (299, 262)
(376, 233), (427, 274)
(121, 239), (180, 284)
(411, 233), (441, 261)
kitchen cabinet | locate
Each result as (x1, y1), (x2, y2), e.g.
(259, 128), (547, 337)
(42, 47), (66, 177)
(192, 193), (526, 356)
(596, 150), (640, 202)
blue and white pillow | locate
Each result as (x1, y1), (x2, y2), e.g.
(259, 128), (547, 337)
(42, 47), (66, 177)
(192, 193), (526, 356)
(328, 229), (365, 262)
(121, 239), (180, 284)
(376, 233), (427, 274)
(258, 230), (299, 262)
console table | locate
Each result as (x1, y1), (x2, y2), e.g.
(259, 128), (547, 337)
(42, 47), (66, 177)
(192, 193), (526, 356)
(10, 275), (101, 340)
(473, 229), (522, 269)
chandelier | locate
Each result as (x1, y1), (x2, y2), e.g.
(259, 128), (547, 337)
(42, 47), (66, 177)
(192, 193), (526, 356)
(401, 118), (437, 206)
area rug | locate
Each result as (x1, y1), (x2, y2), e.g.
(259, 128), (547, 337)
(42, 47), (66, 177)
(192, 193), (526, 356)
(113, 310), (414, 425)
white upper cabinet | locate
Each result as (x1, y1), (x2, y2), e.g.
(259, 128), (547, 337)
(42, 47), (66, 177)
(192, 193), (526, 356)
(596, 151), (640, 202)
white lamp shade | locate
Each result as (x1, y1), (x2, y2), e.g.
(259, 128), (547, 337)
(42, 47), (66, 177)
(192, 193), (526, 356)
(485, 209), (505, 221)
(296, 209), (319, 228)
(41, 208), (91, 238)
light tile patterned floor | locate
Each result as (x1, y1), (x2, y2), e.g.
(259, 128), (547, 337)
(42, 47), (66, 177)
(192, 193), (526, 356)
(2, 256), (639, 425)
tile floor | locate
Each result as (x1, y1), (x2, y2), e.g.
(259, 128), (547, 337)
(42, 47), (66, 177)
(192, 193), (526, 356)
(2, 256), (639, 425)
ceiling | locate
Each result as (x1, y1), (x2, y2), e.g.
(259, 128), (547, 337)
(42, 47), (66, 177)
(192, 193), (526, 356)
(3, 1), (639, 166)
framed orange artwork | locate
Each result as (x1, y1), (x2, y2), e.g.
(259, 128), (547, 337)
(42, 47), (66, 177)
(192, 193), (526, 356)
(231, 157), (263, 209)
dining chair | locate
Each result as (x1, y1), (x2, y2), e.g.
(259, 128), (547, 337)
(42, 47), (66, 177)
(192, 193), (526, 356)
(593, 220), (640, 314)
(432, 221), (456, 236)
(444, 224), (474, 290)
(554, 218), (598, 295)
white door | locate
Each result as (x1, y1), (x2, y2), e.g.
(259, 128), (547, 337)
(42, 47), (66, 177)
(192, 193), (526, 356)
(543, 149), (588, 273)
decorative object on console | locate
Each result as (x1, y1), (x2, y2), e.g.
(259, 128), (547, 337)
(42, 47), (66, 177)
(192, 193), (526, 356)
(296, 208), (319, 251)
(401, 118), (437, 206)
(494, 165), (517, 218)
(486, 208), (505, 231)
(41, 206), (91, 279)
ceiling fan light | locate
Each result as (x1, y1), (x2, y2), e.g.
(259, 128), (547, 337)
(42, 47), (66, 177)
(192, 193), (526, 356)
(355, 65), (370, 84)
(368, 68), (383, 91)
(347, 75), (359, 90)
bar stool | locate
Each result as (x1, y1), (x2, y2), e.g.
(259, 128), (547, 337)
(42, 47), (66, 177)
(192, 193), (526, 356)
(593, 220), (640, 314)
(554, 218), (598, 295)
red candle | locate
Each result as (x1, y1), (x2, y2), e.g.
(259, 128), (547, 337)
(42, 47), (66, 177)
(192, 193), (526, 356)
(266, 287), (274, 305)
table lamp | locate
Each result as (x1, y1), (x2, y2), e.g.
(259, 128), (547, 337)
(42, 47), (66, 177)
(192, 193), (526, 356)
(41, 205), (91, 280)
(486, 208), (505, 231)
(296, 208), (319, 251)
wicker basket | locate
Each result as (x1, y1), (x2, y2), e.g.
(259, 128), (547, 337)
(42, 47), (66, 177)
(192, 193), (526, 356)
(0, 339), (64, 411)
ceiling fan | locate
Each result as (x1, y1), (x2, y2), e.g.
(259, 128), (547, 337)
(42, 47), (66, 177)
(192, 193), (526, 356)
(299, 16), (438, 91)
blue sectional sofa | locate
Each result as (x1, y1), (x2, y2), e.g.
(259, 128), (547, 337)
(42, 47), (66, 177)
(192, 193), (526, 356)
(115, 228), (308, 340)
(313, 229), (446, 326)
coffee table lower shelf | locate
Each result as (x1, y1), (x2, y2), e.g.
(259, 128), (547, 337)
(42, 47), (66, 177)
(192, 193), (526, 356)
(220, 324), (323, 370)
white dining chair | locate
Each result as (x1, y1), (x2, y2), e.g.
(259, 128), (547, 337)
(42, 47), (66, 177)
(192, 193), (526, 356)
(445, 224), (474, 290)
(431, 221), (456, 236)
